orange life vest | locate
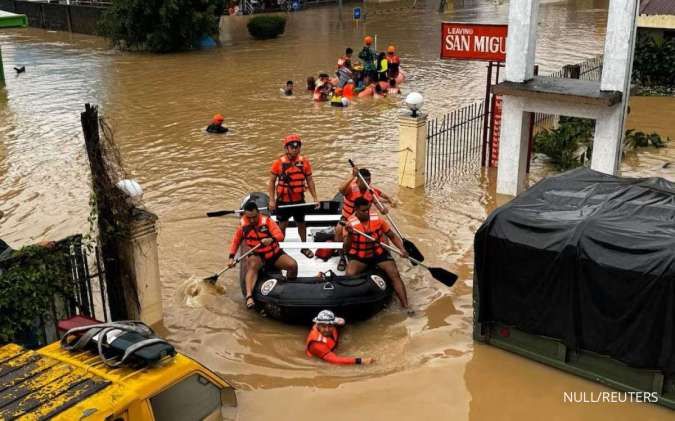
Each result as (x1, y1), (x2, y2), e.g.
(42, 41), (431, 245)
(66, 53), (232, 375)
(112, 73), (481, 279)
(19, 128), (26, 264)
(342, 180), (381, 218)
(241, 215), (280, 260)
(347, 211), (387, 259)
(305, 325), (339, 357)
(276, 155), (308, 203)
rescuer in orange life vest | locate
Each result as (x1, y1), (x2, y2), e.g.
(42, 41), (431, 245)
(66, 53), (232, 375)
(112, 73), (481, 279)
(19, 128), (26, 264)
(306, 310), (375, 365)
(386, 45), (401, 80)
(344, 197), (409, 308)
(268, 134), (320, 259)
(334, 167), (395, 271)
(228, 201), (298, 309)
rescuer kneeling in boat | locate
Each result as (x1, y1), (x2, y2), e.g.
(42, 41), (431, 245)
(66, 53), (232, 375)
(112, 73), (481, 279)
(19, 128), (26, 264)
(228, 201), (298, 309)
(344, 198), (409, 308)
(306, 310), (375, 365)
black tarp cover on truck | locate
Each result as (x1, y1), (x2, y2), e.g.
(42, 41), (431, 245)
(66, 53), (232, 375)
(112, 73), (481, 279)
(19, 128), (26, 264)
(475, 167), (675, 374)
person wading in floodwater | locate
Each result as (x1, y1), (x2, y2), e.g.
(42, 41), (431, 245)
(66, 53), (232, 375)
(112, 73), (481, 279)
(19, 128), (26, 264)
(344, 197), (409, 309)
(227, 201), (298, 309)
(268, 134), (319, 259)
(305, 310), (375, 365)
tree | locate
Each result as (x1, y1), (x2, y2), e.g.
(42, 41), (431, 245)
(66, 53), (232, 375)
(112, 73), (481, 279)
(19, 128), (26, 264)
(98, 0), (223, 53)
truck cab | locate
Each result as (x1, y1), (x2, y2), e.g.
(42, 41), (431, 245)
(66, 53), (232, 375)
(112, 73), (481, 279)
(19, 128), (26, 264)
(0, 328), (237, 420)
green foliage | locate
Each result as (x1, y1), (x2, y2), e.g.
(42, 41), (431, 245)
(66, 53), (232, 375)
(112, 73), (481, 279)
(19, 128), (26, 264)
(632, 31), (675, 93)
(624, 129), (670, 149)
(98, 0), (222, 53)
(0, 244), (73, 344)
(247, 15), (287, 40)
(534, 117), (595, 171)
(534, 117), (670, 171)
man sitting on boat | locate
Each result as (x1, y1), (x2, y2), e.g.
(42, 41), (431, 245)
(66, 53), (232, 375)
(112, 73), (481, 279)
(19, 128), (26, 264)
(344, 198), (410, 309)
(335, 167), (395, 271)
(306, 310), (375, 365)
(228, 201), (298, 309)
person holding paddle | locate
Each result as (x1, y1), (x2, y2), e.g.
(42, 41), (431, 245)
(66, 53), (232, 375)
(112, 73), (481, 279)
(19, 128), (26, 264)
(335, 167), (395, 271)
(268, 134), (319, 259)
(228, 201), (298, 309)
(344, 197), (410, 309)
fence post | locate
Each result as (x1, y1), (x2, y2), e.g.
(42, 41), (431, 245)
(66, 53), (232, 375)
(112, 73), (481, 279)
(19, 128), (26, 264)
(0, 46), (4, 88)
(398, 113), (427, 188)
(121, 209), (164, 327)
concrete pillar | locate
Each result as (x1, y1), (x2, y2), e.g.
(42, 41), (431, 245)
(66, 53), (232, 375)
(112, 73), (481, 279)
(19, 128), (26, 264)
(496, 97), (532, 196)
(592, 0), (638, 174)
(504, 0), (539, 83)
(497, 0), (539, 196)
(126, 209), (164, 327)
(398, 113), (427, 188)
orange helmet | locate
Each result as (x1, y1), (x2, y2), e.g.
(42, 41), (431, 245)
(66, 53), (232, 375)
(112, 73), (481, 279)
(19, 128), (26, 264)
(283, 133), (302, 146)
(364, 36), (373, 45)
(212, 114), (224, 123)
(387, 45), (395, 53)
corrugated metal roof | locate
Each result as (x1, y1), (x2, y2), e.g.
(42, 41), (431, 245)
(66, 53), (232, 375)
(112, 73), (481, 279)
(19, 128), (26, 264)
(0, 344), (110, 420)
(640, 0), (675, 16)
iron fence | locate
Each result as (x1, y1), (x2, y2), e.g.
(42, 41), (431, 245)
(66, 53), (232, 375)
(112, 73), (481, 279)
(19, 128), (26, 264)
(0, 235), (108, 348)
(534, 55), (604, 129)
(426, 100), (486, 180)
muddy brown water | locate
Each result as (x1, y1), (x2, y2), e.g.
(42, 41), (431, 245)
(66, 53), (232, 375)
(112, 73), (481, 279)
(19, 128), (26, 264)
(1, 1), (674, 419)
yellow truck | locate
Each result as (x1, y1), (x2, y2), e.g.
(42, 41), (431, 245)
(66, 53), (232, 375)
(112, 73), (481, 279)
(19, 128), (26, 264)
(0, 322), (237, 420)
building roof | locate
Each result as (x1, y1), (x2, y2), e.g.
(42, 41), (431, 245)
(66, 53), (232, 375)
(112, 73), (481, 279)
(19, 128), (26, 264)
(640, 0), (675, 16)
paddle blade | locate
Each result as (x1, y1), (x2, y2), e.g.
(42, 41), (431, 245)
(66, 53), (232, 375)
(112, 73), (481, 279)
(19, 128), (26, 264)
(428, 267), (458, 287)
(202, 274), (219, 284)
(404, 239), (425, 264)
(206, 210), (235, 217)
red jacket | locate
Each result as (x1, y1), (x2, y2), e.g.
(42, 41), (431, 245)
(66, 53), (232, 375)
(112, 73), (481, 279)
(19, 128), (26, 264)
(305, 325), (361, 365)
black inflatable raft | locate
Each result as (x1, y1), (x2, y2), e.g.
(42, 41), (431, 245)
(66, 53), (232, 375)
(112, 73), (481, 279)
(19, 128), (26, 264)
(238, 192), (393, 324)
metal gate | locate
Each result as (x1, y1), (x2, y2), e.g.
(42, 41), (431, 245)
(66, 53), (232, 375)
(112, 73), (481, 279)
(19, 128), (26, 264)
(426, 100), (486, 180)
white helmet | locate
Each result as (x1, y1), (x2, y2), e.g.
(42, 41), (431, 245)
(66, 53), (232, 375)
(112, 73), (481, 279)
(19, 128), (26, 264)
(313, 310), (344, 325)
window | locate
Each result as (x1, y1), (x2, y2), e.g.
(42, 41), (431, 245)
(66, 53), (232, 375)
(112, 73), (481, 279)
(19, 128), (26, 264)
(150, 374), (221, 421)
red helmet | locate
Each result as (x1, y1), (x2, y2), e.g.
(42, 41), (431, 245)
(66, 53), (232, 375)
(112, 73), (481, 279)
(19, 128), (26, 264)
(364, 36), (373, 45)
(283, 133), (302, 146)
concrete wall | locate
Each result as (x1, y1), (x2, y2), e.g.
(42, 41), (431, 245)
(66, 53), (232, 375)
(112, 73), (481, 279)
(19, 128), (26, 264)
(0, 1), (104, 35)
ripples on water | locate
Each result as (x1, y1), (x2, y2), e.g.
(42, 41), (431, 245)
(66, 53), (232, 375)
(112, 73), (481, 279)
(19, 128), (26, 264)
(2, 1), (674, 419)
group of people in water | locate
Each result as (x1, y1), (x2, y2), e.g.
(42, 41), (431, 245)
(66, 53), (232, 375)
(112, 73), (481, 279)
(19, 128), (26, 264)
(224, 133), (407, 365)
(283, 36), (403, 106)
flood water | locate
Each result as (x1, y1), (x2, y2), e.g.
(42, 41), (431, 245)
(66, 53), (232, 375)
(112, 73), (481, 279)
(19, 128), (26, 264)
(1, 0), (674, 419)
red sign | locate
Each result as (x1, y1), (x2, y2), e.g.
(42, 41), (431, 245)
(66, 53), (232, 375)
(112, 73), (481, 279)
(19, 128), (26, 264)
(441, 23), (508, 62)
(490, 96), (503, 167)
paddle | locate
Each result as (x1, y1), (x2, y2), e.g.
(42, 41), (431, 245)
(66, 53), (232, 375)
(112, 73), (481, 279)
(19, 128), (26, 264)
(207, 202), (319, 218)
(348, 159), (425, 263)
(202, 244), (261, 284)
(351, 228), (458, 287)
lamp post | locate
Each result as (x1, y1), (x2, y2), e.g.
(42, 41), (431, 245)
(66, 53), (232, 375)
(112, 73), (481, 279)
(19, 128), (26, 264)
(405, 92), (424, 118)
(399, 92), (427, 188)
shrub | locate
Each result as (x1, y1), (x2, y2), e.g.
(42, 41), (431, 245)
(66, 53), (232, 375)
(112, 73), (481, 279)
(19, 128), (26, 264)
(624, 129), (670, 149)
(247, 15), (286, 40)
(534, 117), (670, 171)
(0, 244), (74, 344)
(632, 31), (675, 93)
(534, 117), (594, 171)
(98, 0), (222, 53)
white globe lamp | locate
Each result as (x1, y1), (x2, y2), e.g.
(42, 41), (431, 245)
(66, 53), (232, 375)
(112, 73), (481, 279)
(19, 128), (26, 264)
(405, 92), (424, 118)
